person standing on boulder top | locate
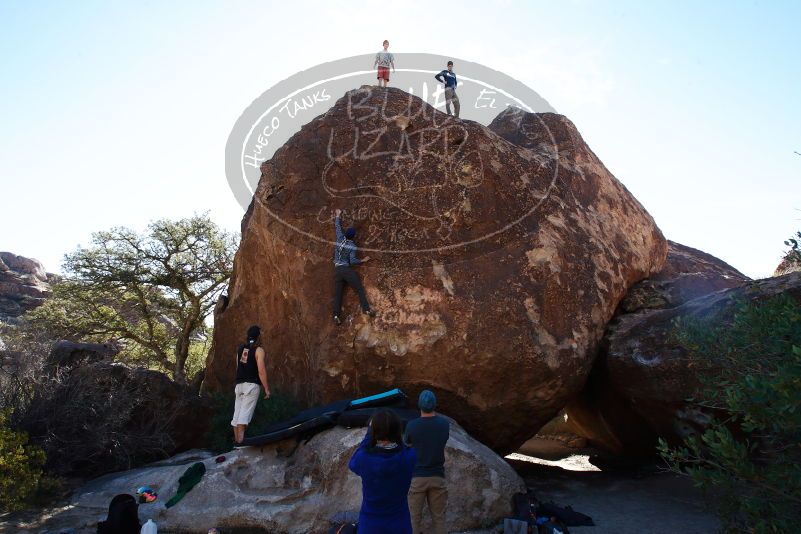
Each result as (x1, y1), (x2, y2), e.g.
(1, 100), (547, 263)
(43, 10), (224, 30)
(435, 61), (459, 118)
(404, 390), (450, 534)
(231, 325), (270, 444)
(332, 209), (376, 325)
(374, 40), (395, 88)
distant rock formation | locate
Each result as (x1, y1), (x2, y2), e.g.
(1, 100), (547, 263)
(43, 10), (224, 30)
(71, 422), (524, 532)
(205, 87), (667, 454)
(0, 251), (51, 322)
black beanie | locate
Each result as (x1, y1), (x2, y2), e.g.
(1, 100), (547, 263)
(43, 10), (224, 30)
(246, 325), (261, 343)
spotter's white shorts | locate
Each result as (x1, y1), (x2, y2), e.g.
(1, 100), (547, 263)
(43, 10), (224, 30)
(231, 382), (260, 426)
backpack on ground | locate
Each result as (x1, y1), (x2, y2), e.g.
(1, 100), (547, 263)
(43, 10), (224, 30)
(536, 502), (593, 527)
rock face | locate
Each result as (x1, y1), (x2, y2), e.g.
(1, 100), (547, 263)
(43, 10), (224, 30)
(617, 240), (749, 313)
(206, 87), (667, 453)
(563, 241), (749, 452)
(568, 269), (799, 454)
(565, 242), (750, 453)
(71, 422), (524, 533)
(0, 251), (51, 321)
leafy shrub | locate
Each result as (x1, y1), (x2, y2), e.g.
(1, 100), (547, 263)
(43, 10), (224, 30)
(785, 230), (801, 267)
(3, 318), (209, 479)
(0, 409), (46, 512)
(206, 390), (298, 453)
(0, 321), (51, 421)
(660, 294), (801, 532)
(19, 363), (204, 477)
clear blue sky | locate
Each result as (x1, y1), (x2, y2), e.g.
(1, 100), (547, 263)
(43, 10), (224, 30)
(1, 0), (799, 279)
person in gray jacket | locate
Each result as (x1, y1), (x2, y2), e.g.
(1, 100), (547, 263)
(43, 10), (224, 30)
(332, 209), (375, 325)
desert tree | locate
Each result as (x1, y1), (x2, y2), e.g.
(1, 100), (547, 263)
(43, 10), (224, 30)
(27, 213), (237, 383)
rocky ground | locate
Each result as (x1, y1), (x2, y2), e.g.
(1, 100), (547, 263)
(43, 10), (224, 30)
(505, 435), (720, 534)
(1, 422), (523, 534)
(521, 463), (719, 534)
(2, 445), (720, 534)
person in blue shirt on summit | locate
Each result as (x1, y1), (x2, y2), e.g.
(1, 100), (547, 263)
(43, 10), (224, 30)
(434, 61), (460, 118)
(332, 208), (375, 325)
(349, 409), (417, 534)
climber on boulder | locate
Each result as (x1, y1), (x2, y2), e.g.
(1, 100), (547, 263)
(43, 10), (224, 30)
(332, 209), (375, 325)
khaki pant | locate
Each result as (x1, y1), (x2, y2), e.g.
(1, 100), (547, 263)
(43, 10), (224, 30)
(409, 476), (447, 534)
(444, 87), (460, 117)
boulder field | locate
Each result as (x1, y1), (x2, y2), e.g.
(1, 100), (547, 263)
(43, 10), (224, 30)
(70, 422), (524, 533)
(204, 86), (667, 454)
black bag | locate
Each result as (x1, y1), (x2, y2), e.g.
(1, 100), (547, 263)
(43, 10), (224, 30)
(536, 502), (593, 527)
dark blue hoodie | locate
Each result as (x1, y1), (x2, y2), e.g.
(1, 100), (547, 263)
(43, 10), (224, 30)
(348, 430), (417, 534)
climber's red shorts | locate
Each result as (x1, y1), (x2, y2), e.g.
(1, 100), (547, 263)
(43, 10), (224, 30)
(377, 66), (390, 81)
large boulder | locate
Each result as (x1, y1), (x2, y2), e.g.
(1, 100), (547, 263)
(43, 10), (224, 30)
(568, 271), (801, 453)
(0, 251), (50, 322)
(205, 87), (667, 453)
(70, 422), (524, 533)
(46, 339), (120, 370)
(563, 243), (749, 453)
(563, 242), (750, 452)
(617, 240), (749, 313)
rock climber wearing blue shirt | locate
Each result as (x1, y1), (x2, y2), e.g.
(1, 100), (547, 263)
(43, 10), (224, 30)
(434, 61), (460, 118)
(349, 409), (417, 534)
(332, 209), (375, 325)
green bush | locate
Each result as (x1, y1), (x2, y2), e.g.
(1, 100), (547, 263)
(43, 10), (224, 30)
(660, 294), (801, 532)
(205, 390), (298, 453)
(0, 409), (46, 512)
(785, 230), (801, 266)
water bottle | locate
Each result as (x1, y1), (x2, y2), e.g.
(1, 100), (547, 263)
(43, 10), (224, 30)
(141, 519), (158, 534)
